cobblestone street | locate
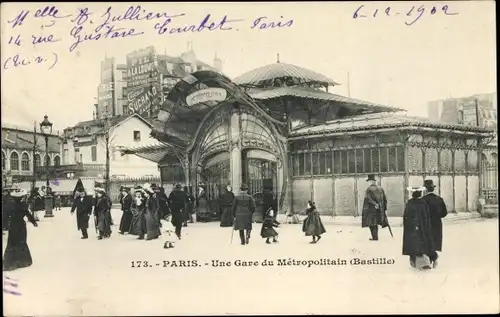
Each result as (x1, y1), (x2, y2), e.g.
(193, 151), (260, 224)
(3, 208), (499, 315)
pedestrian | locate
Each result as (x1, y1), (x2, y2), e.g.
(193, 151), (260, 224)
(181, 186), (192, 227)
(402, 186), (435, 270)
(184, 186), (195, 223)
(143, 183), (161, 240)
(129, 186), (147, 240)
(168, 184), (189, 240)
(232, 183), (256, 245)
(3, 188), (38, 271)
(361, 174), (389, 241)
(421, 179), (448, 268)
(260, 207), (280, 244)
(94, 187), (112, 240)
(196, 184), (210, 222)
(158, 187), (170, 220)
(54, 194), (62, 210)
(302, 201), (326, 243)
(262, 186), (277, 221)
(219, 184), (235, 227)
(30, 187), (44, 221)
(70, 180), (93, 239)
(162, 214), (177, 249)
(118, 186), (133, 235)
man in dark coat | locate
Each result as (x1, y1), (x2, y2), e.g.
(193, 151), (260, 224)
(421, 179), (448, 268)
(70, 180), (93, 239)
(219, 185), (235, 227)
(118, 187), (133, 234)
(232, 183), (256, 245)
(361, 174), (388, 241)
(168, 184), (188, 239)
(403, 187), (435, 269)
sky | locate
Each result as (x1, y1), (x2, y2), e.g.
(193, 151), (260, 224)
(1, 1), (496, 132)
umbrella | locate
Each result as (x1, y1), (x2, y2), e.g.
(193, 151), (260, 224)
(233, 62), (340, 88)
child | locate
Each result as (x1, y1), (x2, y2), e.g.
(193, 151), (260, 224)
(260, 208), (280, 244)
(302, 201), (326, 244)
(162, 214), (176, 249)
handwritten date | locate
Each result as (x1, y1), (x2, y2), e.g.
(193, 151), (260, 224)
(353, 4), (459, 26)
(3, 53), (58, 70)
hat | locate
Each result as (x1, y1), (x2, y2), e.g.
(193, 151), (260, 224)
(423, 179), (436, 189)
(11, 188), (28, 198)
(95, 187), (105, 193)
(121, 186), (131, 192)
(150, 183), (158, 189)
(240, 183), (249, 191)
(175, 184), (182, 189)
(134, 186), (145, 194)
(366, 174), (376, 182)
(407, 186), (426, 192)
(143, 183), (154, 194)
(72, 178), (85, 196)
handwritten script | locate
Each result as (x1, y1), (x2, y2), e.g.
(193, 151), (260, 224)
(353, 4), (459, 26)
(3, 5), (294, 70)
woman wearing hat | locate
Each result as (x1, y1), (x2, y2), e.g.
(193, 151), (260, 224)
(196, 184), (210, 222)
(144, 183), (161, 240)
(94, 187), (112, 240)
(232, 183), (256, 245)
(129, 186), (147, 239)
(118, 186), (133, 235)
(3, 188), (38, 271)
(302, 201), (326, 244)
(402, 186), (435, 270)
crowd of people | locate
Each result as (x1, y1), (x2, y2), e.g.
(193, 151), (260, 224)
(2, 173), (447, 272)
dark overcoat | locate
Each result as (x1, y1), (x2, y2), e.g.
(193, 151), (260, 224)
(145, 195), (161, 239)
(70, 195), (93, 230)
(119, 194), (133, 233)
(402, 198), (435, 256)
(232, 192), (256, 231)
(94, 196), (112, 234)
(422, 193), (448, 251)
(361, 184), (388, 228)
(168, 189), (188, 227)
(129, 199), (147, 236)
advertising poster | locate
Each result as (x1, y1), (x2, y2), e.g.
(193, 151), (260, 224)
(97, 57), (115, 119)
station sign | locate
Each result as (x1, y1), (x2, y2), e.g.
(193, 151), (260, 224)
(186, 88), (227, 107)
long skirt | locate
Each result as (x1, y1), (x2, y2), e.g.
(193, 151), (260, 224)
(145, 210), (161, 240)
(260, 225), (278, 238)
(3, 223), (32, 271)
(220, 206), (233, 227)
(97, 212), (112, 236)
(119, 211), (133, 233)
(409, 254), (432, 269)
(129, 211), (146, 236)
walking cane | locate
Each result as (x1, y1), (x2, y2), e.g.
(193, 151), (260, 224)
(230, 223), (235, 244)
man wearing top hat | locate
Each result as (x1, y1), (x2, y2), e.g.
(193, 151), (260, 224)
(232, 183), (256, 245)
(421, 179), (448, 268)
(70, 179), (94, 239)
(361, 174), (388, 241)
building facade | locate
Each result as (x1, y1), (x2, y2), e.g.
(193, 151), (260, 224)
(2, 123), (62, 186)
(61, 114), (159, 179)
(123, 68), (495, 217)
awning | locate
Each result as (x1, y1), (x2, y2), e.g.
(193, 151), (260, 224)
(120, 140), (183, 164)
(249, 86), (403, 113)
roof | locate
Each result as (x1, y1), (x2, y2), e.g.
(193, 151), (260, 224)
(289, 112), (496, 138)
(67, 113), (152, 135)
(249, 86), (402, 113)
(1, 128), (61, 152)
(120, 139), (183, 164)
(233, 62), (340, 88)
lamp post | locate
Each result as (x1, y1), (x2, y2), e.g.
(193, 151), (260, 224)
(40, 115), (54, 218)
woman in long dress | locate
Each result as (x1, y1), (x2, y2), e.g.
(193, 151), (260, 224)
(3, 189), (38, 271)
(94, 188), (112, 240)
(402, 187), (435, 270)
(302, 201), (326, 244)
(260, 208), (280, 244)
(196, 185), (210, 222)
(129, 187), (147, 239)
(144, 184), (161, 240)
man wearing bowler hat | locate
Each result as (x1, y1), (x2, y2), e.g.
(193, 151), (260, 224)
(422, 179), (448, 268)
(232, 183), (256, 245)
(361, 174), (388, 241)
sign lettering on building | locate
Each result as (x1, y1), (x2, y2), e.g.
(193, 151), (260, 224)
(186, 88), (227, 107)
(97, 58), (115, 118)
(126, 46), (161, 117)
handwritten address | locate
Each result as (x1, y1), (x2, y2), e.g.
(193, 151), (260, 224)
(3, 5), (294, 70)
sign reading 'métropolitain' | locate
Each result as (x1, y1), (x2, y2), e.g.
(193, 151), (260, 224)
(186, 88), (227, 107)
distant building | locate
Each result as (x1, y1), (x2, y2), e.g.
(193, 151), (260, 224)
(61, 113), (159, 179)
(1, 123), (62, 185)
(95, 57), (128, 119)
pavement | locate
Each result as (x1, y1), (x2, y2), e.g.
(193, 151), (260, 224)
(3, 207), (499, 316)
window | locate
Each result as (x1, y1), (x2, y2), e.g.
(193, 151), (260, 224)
(34, 154), (41, 167)
(312, 152), (320, 175)
(325, 151), (333, 174)
(10, 152), (19, 170)
(333, 151), (342, 174)
(388, 147), (397, 172)
(1, 151), (5, 170)
(75, 148), (80, 163)
(80, 154), (83, 163)
(319, 152), (326, 175)
(396, 146), (405, 172)
(123, 105), (128, 116)
(133, 131), (141, 141)
(304, 152), (311, 175)
(167, 62), (173, 72)
(63, 149), (68, 164)
(45, 155), (51, 166)
(380, 147), (388, 172)
(21, 153), (30, 171)
(371, 148), (380, 173)
(298, 153), (305, 176)
(356, 149), (364, 173)
(91, 146), (97, 161)
(347, 149), (356, 173)
(54, 155), (61, 167)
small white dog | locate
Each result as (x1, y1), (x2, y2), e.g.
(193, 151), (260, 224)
(162, 214), (176, 249)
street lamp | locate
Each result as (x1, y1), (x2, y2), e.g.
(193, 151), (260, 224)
(40, 115), (54, 218)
